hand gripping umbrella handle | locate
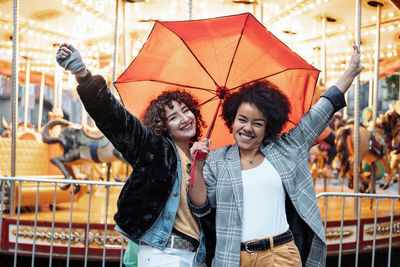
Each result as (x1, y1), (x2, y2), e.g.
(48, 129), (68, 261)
(190, 97), (224, 187)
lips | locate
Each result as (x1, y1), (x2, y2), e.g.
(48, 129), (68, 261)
(239, 132), (254, 141)
(180, 122), (194, 131)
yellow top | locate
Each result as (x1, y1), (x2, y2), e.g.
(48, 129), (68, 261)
(173, 146), (200, 242)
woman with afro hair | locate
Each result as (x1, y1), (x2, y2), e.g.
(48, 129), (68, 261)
(188, 45), (364, 267)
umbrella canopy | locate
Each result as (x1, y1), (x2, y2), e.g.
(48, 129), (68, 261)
(115, 13), (320, 149)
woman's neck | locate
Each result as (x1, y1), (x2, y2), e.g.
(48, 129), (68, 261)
(239, 148), (263, 159)
(174, 140), (191, 159)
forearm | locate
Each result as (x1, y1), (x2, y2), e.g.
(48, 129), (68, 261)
(334, 67), (358, 94)
(188, 163), (208, 206)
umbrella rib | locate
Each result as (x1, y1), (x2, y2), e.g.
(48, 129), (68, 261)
(223, 14), (250, 89)
(115, 79), (217, 94)
(227, 68), (320, 91)
(198, 95), (219, 107)
(159, 22), (221, 90)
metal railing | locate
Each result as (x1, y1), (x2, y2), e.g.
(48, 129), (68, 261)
(317, 192), (400, 267)
(1, 177), (398, 267)
(0, 176), (125, 267)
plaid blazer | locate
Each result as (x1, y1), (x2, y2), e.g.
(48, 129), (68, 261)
(201, 86), (345, 267)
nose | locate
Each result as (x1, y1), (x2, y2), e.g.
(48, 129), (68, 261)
(243, 123), (252, 132)
(181, 113), (191, 124)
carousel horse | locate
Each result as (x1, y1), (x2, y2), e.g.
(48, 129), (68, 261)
(42, 118), (126, 192)
(335, 123), (394, 192)
(1, 116), (42, 141)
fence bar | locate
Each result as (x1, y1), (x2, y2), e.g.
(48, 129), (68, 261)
(31, 182), (40, 267)
(0, 176), (123, 186)
(324, 197), (328, 233)
(355, 197), (362, 267)
(66, 185), (76, 267)
(0, 181), (5, 244)
(49, 183), (57, 267)
(13, 181), (23, 267)
(371, 198), (379, 267)
(387, 199), (394, 267)
(338, 197), (346, 267)
(102, 185), (111, 267)
(84, 185), (93, 267)
(316, 192), (400, 200)
(119, 236), (124, 267)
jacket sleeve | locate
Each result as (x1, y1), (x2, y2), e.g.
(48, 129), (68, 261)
(188, 152), (217, 217)
(284, 85), (346, 151)
(76, 71), (159, 165)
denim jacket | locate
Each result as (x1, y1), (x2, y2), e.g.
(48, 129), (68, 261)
(116, 147), (206, 264)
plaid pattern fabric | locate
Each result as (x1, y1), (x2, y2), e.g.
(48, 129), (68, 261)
(203, 89), (344, 267)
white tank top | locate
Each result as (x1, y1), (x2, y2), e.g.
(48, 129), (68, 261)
(241, 158), (289, 242)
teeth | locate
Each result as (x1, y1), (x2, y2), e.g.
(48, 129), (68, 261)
(240, 133), (252, 140)
(182, 124), (192, 130)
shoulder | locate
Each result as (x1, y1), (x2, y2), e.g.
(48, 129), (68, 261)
(209, 145), (233, 159)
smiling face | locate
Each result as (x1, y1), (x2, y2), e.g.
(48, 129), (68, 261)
(165, 100), (196, 143)
(232, 102), (267, 152)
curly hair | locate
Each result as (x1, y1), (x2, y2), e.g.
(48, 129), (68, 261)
(222, 80), (291, 139)
(141, 90), (205, 142)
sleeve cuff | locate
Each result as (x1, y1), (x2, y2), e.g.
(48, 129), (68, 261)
(75, 69), (92, 85)
(321, 85), (347, 113)
(188, 196), (211, 217)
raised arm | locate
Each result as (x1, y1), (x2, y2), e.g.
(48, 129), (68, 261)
(334, 44), (364, 93)
(55, 43), (156, 165)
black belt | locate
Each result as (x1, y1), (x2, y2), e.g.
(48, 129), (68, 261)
(240, 230), (293, 253)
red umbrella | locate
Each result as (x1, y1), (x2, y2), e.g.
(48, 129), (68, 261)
(114, 13), (320, 184)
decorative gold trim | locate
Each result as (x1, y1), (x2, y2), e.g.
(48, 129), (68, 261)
(11, 227), (123, 246)
(326, 229), (353, 240)
(365, 221), (400, 236)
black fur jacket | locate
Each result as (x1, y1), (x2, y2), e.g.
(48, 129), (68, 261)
(76, 72), (215, 264)
(76, 71), (179, 239)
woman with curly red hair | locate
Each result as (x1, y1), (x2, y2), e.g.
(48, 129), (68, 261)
(56, 43), (213, 267)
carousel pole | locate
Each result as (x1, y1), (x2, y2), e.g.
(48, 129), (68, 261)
(111, 0), (119, 94)
(53, 64), (58, 113)
(10, 0), (19, 218)
(37, 72), (44, 131)
(369, 73), (373, 107)
(321, 16), (327, 86)
(353, 0), (362, 219)
(189, 0), (192, 20)
(106, 1), (120, 266)
(58, 71), (63, 112)
(122, 0), (126, 69)
(370, 1), (383, 128)
(23, 59), (30, 130)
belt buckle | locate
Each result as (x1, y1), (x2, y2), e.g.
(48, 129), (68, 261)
(245, 241), (257, 253)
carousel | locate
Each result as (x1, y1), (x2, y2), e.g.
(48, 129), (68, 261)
(0, 0), (400, 265)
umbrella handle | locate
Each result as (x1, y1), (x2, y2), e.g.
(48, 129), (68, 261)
(190, 150), (207, 187)
(190, 97), (223, 187)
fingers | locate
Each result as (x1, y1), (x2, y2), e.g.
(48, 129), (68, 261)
(57, 45), (72, 59)
(352, 44), (360, 54)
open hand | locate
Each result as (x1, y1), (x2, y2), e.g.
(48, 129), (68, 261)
(56, 43), (86, 74)
(348, 44), (364, 76)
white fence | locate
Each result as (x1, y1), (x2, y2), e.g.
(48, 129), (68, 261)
(0, 176), (399, 267)
(0, 176), (125, 267)
(317, 192), (400, 267)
